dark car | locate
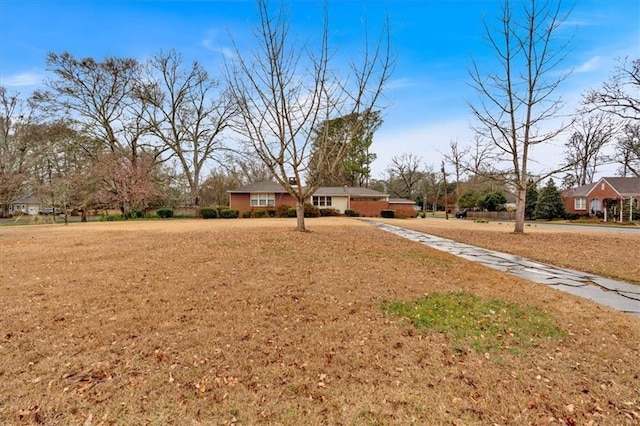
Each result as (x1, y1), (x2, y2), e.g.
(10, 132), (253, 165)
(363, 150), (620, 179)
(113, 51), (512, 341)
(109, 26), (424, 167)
(39, 207), (64, 215)
(455, 209), (467, 218)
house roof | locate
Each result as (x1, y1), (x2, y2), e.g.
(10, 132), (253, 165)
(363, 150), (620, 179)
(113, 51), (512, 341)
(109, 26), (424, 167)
(12, 194), (40, 204)
(598, 177), (640, 196)
(563, 177), (640, 198)
(229, 181), (389, 197)
(563, 182), (597, 197)
(388, 197), (416, 204)
(227, 181), (290, 193)
(313, 186), (388, 197)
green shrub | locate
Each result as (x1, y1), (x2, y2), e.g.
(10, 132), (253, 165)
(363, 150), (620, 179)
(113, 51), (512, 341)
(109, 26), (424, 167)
(242, 211), (252, 218)
(156, 208), (174, 218)
(123, 210), (144, 219)
(200, 207), (218, 219)
(219, 209), (239, 219)
(565, 212), (588, 221)
(319, 208), (340, 217)
(344, 209), (360, 217)
(303, 203), (320, 218)
(254, 210), (267, 218)
(381, 209), (395, 218)
(288, 208), (297, 218)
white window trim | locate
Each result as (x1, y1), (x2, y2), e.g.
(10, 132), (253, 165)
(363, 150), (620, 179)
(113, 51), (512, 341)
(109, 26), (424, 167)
(574, 197), (586, 210)
(313, 196), (332, 207)
(250, 193), (275, 207)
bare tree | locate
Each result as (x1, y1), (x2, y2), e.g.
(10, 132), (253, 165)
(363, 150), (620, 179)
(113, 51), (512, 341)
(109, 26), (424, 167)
(467, 136), (494, 178)
(385, 153), (426, 200)
(563, 112), (617, 186)
(0, 88), (39, 217)
(137, 50), (235, 206)
(614, 122), (640, 177)
(39, 53), (146, 160)
(585, 57), (639, 120)
(443, 139), (470, 211)
(39, 53), (166, 215)
(467, 0), (573, 233)
(225, 0), (392, 231)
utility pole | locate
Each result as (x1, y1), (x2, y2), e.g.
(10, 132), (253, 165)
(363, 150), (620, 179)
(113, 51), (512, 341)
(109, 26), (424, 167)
(441, 161), (448, 220)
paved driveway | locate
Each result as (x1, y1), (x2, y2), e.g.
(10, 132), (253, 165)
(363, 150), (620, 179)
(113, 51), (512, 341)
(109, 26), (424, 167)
(371, 221), (640, 317)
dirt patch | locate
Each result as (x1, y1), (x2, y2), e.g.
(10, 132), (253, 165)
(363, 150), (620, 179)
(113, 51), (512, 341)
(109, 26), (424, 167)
(1, 218), (639, 425)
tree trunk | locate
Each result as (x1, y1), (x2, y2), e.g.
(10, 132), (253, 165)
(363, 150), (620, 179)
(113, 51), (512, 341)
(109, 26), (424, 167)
(514, 187), (526, 233)
(295, 200), (306, 231)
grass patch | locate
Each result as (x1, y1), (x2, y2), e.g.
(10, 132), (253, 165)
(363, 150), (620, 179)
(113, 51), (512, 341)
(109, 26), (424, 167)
(381, 291), (566, 353)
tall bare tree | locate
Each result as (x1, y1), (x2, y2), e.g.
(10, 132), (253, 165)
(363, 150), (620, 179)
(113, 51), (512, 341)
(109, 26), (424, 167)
(467, 0), (573, 233)
(39, 53), (163, 215)
(137, 50), (235, 206)
(0, 88), (38, 217)
(225, 0), (392, 231)
(385, 153), (426, 201)
(443, 139), (470, 211)
(563, 112), (617, 186)
(614, 122), (640, 177)
(39, 53), (146, 160)
(585, 57), (639, 121)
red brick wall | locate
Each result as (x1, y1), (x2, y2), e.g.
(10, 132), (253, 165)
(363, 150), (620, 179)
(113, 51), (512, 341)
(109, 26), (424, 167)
(229, 193), (251, 212)
(350, 200), (389, 217)
(229, 193), (298, 213)
(389, 203), (418, 218)
(563, 197), (578, 214)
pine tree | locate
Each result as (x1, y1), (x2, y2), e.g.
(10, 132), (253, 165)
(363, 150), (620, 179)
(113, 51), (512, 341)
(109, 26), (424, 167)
(535, 178), (566, 220)
(525, 179), (538, 220)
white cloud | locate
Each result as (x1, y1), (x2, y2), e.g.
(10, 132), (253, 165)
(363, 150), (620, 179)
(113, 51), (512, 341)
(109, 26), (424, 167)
(1, 72), (43, 87)
(574, 56), (603, 73)
(386, 77), (417, 90)
(202, 38), (237, 60)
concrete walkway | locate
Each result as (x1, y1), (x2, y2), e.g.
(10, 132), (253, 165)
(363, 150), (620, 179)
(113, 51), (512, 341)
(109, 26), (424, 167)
(370, 221), (640, 317)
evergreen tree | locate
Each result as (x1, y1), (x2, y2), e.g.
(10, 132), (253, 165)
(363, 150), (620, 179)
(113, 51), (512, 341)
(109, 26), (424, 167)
(307, 110), (381, 187)
(535, 178), (565, 220)
(478, 190), (507, 211)
(525, 179), (538, 220)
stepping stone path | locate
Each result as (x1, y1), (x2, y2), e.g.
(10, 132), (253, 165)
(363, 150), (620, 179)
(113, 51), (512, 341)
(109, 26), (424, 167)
(370, 221), (640, 317)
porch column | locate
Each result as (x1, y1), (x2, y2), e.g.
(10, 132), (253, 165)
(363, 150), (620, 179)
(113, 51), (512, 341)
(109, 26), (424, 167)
(620, 199), (623, 223)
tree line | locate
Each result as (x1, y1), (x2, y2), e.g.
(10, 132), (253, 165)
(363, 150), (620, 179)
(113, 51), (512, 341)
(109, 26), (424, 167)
(1, 0), (638, 232)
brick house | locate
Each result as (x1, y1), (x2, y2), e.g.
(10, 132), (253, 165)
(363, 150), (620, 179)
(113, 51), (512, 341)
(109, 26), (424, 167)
(228, 181), (416, 217)
(562, 177), (640, 222)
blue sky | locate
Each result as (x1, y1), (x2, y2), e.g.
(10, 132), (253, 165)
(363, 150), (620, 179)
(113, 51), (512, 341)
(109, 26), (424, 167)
(1, 0), (639, 180)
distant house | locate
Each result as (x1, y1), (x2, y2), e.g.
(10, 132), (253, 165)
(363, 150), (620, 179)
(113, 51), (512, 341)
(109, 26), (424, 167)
(9, 194), (41, 216)
(228, 181), (416, 217)
(562, 177), (640, 222)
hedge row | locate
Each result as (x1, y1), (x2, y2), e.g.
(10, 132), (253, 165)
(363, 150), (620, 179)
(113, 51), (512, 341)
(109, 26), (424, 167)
(153, 206), (370, 219)
(200, 207), (240, 219)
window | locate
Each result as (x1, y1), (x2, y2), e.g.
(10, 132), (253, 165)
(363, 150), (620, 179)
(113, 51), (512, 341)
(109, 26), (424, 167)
(312, 196), (332, 207)
(250, 193), (275, 207)
(574, 197), (586, 210)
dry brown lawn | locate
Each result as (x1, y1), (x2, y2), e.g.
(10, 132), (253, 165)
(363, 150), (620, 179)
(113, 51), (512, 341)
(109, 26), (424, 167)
(1, 217), (639, 425)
